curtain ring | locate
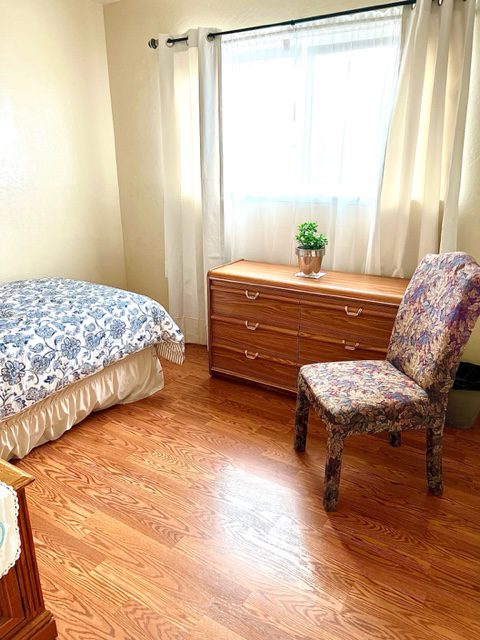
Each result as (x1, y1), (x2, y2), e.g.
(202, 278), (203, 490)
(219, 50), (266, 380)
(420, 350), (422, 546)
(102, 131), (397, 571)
(166, 38), (175, 48)
(437, 0), (443, 5)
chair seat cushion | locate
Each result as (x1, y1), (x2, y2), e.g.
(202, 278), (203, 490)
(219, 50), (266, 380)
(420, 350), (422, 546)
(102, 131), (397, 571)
(299, 360), (431, 434)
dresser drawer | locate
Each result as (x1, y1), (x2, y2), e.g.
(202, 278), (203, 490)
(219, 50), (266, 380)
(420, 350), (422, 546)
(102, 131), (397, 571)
(299, 335), (385, 365)
(211, 317), (297, 360)
(210, 283), (299, 330)
(210, 345), (298, 391)
(300, 298), (397, 349)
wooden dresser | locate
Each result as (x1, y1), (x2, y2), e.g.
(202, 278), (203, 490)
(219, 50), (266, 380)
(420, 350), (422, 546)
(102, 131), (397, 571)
(208, 260), (409, 392)
(0, 461), (57, 640)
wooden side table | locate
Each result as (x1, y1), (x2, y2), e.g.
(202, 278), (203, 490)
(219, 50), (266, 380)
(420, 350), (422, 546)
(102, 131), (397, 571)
(0, 460), (57, 640)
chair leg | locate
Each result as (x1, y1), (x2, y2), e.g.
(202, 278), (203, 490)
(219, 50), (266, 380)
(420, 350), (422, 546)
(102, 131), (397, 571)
(389, 432), (401, 447)
(294, 387), (310, 452)
(426, 423), (443, 496)
(323, 433), (345, 512)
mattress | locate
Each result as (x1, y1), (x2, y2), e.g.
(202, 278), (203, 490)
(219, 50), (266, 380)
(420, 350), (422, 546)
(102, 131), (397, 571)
(0, 346), (163, 461)
(0, 277), (184, 421)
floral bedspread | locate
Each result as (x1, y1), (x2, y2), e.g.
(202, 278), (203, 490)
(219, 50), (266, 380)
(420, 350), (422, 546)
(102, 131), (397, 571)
(0, 278), (184, 420)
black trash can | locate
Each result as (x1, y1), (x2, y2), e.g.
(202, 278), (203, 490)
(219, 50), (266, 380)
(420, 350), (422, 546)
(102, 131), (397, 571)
(446, 362), (480, 429)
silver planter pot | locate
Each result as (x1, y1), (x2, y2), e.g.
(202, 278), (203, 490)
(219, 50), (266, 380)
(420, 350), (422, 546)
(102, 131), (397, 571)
(296, 247), (325, 278)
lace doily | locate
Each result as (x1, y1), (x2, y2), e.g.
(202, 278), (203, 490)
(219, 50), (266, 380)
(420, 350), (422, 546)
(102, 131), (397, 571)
(0, 480), (21, 578)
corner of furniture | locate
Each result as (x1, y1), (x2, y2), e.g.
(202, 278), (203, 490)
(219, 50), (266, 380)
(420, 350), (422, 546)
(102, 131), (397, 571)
(0, 460), (57, 640)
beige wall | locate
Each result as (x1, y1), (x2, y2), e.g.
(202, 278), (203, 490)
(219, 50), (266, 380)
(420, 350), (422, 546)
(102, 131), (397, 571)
(0, 0), (126, 287)
(104, 0), (480, 358)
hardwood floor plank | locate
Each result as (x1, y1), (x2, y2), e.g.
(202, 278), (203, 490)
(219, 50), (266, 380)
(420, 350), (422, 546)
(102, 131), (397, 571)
(38, 568), (137, 640)
(81, 511), (250, 608)
(188, 616), (247, 640)
(92, 560), (202, 636)
(115, 599), (190, 640)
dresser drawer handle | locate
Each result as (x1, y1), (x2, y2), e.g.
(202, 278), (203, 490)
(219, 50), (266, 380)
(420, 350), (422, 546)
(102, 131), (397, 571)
(245, 290), (259, 300)
(244, 350), (259, 360)
(342, 340), (360, 351)
(245, 321), (259, 331)
(345, 306), (363, 317)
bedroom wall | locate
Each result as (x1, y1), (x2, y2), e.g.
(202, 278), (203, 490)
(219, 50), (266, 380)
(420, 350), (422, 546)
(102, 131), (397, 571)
(0, 0), (126, 287)
(103, 0), (480, 360)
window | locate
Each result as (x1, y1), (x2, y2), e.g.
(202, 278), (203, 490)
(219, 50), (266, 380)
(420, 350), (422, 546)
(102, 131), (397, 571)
(221, 10), (403, 204)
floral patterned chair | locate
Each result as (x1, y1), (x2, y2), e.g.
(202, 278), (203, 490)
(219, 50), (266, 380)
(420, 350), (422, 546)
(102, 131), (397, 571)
(294, 252), (480, 511)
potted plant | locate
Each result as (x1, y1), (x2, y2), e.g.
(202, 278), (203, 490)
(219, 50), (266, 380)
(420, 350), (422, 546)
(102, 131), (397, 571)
(295, 222), (328, 278)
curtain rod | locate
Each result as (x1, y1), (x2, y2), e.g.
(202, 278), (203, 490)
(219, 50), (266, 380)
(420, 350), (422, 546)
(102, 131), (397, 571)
(147, 0), (415, 49)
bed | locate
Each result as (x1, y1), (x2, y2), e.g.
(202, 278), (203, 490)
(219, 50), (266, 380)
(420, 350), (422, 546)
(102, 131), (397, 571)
(0, 278), (184, 460)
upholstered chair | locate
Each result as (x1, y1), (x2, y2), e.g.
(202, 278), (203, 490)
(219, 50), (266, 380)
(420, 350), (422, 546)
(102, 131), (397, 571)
(294, 252), (480, 511)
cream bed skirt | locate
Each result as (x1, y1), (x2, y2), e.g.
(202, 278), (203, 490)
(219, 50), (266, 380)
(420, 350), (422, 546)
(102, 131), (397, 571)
(0, 347), (163, 461)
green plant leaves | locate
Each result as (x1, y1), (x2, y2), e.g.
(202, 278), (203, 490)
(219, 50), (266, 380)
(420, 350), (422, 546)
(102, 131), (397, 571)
(295, 222), (328, 250)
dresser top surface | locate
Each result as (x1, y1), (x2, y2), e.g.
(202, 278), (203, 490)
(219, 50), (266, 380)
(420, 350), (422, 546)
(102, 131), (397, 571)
(209, 260), (409, 304)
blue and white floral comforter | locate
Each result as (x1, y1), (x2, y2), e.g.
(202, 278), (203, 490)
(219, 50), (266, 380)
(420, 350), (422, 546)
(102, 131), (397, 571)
(0, 278), (184, 420)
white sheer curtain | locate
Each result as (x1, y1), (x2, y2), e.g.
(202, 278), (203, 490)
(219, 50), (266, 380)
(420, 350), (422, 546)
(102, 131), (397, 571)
(369, 0), (476, 277)
(220, 9), (403, 273)
(158, 29), (223, 344)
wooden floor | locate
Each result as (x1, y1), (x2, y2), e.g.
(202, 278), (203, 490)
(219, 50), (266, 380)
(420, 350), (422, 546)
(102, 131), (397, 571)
(16, 345), (480, 640)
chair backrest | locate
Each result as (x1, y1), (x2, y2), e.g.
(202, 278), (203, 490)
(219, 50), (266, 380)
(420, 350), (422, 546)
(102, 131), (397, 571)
(387, 252), (480, 399)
